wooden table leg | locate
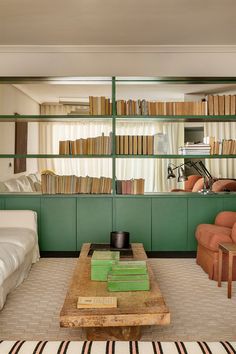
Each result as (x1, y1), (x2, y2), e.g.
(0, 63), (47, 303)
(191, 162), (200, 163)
(218, 248), (223, 287)
(228, 252), (233, 299)
(85, 326), (141, 341)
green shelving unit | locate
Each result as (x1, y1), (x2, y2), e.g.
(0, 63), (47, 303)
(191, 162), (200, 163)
(0, 76), (236, 252)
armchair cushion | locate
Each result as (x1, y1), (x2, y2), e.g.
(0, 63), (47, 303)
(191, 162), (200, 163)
(196, 224), (232, 252)
(215, 211), (236, 228)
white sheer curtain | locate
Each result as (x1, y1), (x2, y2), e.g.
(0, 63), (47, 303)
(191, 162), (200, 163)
(38, 120), (113, 178)
(115, 120), (184, 192)
(204, 122), (236, 178)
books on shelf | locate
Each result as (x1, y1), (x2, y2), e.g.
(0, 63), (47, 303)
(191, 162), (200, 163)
(115, 135), (155, 155)
(204, 136), (236, 155)
(41, 173), (112, 194)
(89, 96), (112, 115)
(116, 99), (207, 116)
(207, 95), (236, 115)
(178, 143), (211, 155)
(116, 178), (145, 195)
(59, 132), (112, 155)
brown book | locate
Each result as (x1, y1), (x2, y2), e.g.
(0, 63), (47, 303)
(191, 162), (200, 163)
(225, 95), (231, 115)
(128, 136), (133, 154)
(89, 96), (93, 115)
(115, 135), (120, 154)
(93, 97), (98, 115)
(71, 140), (77, 155)
(230, 95), (236, 115)
(147, 135), (154, 155)
(119, 135), (124, 154)
(124, 136), (129, 155)
(219, 95), (225, 115)
(126, 180), (132, 194)
(213, 95), (219, 115)
(101, 96), (106, 115)
(207, 95), (214, 115)
(133, 136), (138, 155)
(142, 135), (147, 155)
(137, 136), (142, 155)
(59, 141), (66, 155)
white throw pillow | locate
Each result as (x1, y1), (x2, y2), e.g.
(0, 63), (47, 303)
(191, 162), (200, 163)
(4, 179), (21, 192)
(16, 176), (33, 192)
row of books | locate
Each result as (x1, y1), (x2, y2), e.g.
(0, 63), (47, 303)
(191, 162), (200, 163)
(116, 135), (154, 155)
(41, 174), (112, 194)
(59, 133), (112, 155)
(178, 143), (211, 155)
(207, 95), (236, 115)
(89, 96), (112, 115)
(116, 99), (207, 116)
(116, 179), (145, 195)
(72, 95), (236, 116)
(204, 137), (236, 155)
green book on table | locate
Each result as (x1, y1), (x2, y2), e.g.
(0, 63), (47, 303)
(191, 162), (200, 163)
(91, 250), (120, 281)
(107, 273), (150, 292)
(111, 260), (147, 275)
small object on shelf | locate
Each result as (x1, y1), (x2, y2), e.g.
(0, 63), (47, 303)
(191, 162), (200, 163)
(110, 231), (130, 249)
(91, 250), (120, 281)
(77, 296), (117, 309)
(107, 273), (150, 292)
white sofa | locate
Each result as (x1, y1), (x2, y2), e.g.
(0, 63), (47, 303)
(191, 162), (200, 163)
(0, 210), (40, 309)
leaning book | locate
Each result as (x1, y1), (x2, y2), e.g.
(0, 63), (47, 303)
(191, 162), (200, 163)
(77, 296), (117, 309)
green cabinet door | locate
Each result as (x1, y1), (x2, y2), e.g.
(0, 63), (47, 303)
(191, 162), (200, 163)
(5, 195), (40, 214)
(222, 196), (236, 211)
(152, 197), (188, 251)
(40, 197), (76, 251)
(77, 197), (113, 250)
(0, 196), (5, 209)
(114, 197), (151, 250)
(187, 196), (223, 251)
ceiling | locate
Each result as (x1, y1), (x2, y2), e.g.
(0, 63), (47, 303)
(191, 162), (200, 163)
(0, 0), (235, 45)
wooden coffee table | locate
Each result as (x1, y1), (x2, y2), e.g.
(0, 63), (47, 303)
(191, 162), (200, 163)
(60, 243), (170, 340)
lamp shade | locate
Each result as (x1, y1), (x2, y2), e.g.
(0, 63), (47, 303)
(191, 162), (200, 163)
(167, 165), (175, 179)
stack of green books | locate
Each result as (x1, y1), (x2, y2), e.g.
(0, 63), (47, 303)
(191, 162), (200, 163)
(91, 250), (120, 281)
(107, 260), (150, 291)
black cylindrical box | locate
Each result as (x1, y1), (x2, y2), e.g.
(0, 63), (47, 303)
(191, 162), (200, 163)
(110, 231), (130, 249)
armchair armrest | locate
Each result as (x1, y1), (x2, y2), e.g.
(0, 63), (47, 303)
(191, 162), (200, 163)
(215, 211), (236, 228)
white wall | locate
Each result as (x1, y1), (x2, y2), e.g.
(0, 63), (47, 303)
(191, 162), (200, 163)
(0, 85), (39, 181)
(0, 45), (236, 77)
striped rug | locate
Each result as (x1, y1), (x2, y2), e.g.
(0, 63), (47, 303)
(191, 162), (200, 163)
(0, 341), (235, 354)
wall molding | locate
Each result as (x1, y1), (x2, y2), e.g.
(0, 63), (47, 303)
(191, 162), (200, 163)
(1, 45), (236, 54)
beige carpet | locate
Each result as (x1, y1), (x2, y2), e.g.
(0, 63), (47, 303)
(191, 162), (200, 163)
(0, 258), (236, 341)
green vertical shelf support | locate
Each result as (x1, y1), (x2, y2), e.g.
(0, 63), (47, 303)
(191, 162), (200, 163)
(112, 76), (116, 195)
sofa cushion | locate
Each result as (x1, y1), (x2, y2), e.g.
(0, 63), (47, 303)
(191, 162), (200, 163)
(0, 181), (8, 192)
(192, 177), (204, 192)
(0, 243), (25, 283)
(3, 178), (21, 192)
(196, 224), (232, 252)
(0, 228), (36, 254)
(17, 175), (34, 192)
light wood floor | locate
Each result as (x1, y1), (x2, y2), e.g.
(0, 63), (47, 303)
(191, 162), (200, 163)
(0, 258), (235, 341)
